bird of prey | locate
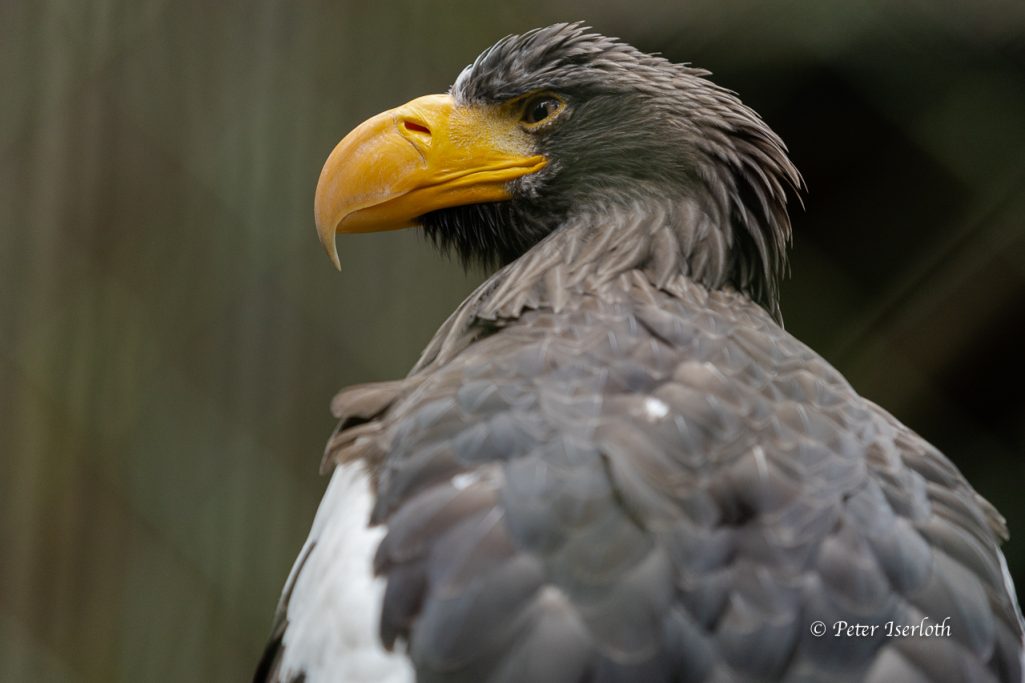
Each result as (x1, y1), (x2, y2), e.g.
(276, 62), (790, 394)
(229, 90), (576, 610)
(255, 23), (1024, 683)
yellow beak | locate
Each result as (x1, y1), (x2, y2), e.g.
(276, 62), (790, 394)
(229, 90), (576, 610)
(314, 93), (547, 269)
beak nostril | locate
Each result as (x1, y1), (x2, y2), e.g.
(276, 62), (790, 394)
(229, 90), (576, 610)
(403, 120), (430, 135)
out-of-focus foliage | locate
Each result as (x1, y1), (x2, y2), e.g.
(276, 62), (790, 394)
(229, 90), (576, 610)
(1, 1), (1023, 680)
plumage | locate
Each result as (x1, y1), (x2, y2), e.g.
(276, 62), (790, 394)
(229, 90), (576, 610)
(257, 23), (1024, 683)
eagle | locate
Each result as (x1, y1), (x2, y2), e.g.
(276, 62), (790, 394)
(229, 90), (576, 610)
(255, 23), (1024, 683)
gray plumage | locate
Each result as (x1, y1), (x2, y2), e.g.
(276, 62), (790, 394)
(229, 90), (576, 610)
(258, 23), (1024, 683)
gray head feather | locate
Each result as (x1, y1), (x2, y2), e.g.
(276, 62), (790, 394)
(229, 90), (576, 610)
(427, 23), (803, 321)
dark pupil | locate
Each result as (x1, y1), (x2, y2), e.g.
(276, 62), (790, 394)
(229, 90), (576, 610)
(526, 98), (556, 124)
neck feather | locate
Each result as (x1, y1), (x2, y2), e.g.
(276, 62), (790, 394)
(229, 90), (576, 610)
(480, 193), (789, 321)
(412, 196), (789, 373)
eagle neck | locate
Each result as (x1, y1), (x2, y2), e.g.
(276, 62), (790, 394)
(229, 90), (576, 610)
(477, 195), (736, 311)
(412, 196), (763, 372)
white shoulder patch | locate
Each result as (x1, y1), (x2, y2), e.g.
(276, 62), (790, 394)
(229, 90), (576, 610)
(997, 549), (1025, 673)
(277, 463), (414, 683)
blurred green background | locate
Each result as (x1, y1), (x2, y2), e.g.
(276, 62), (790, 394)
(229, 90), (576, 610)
(2, 1), (1024, 680)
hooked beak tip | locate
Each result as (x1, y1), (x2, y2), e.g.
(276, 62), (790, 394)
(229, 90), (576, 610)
(316, 213), (342, 271)
(327, 242), (341, 271)
(324, 233), (341, 271)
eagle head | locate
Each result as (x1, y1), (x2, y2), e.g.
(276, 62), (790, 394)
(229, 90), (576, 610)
(315, 23), (802, 318)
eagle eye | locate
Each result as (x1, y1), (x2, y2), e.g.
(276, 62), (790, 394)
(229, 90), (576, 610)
(520, 94), (564, 127)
